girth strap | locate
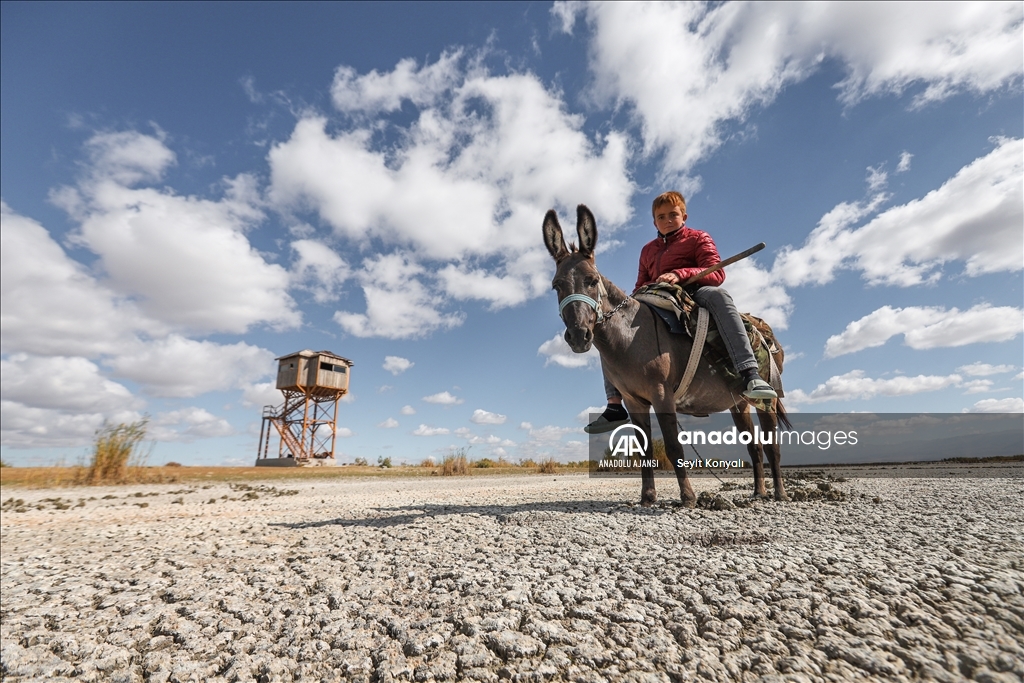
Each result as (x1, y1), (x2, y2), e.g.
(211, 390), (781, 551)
(674, 306), (709, 404)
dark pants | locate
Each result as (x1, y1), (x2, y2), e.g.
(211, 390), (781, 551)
(604, 286), (758, 400)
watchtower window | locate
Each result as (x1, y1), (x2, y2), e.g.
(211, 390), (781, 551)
(321, 363), (347, 374)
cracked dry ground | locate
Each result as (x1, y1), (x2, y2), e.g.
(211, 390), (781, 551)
(2, 472), (1023, 682)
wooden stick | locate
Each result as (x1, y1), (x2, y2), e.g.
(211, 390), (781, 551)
(679, 242), (766, 286)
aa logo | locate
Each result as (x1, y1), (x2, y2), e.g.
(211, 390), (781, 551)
(608, 424), (648, 458)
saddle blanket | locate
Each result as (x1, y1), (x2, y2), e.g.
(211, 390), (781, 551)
(634, 283), (785, 402)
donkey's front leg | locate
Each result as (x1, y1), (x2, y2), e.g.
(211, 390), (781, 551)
(624, 399), (657, 506)
(731, 406), (767, 497)
(655, 409), (696, 507)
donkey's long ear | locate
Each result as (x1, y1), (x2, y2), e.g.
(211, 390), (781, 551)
(543, 210), (570, 262)
(576, 204), (597, 258)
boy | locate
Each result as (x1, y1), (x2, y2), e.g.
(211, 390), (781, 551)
(586, 191), (777, 434)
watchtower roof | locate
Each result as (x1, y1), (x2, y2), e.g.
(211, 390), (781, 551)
(275, 349), (354, 367)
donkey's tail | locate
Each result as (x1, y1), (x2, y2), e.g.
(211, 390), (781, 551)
(775, 399), (793, 430)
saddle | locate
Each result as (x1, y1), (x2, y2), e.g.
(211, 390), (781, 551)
(633, 283), (785, 409)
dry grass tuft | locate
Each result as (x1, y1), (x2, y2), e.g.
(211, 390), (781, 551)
(652, 439), (674, 471)
(82, 420), (151, 485)
(537, 457), (559, 474)
(441, 449), (470, 476)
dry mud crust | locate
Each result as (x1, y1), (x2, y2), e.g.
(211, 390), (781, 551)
(2, 469), (1023, 682)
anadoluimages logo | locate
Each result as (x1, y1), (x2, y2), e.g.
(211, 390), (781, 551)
(608, 424), (648, 457)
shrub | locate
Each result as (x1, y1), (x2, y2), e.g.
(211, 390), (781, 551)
(165, 461), (182, 468)
(441, 448), (469, 476)
(377, 456), (392, 468)
(519, 458), (537, 468)
(85, 419), (150, 484)
(474, 458), (494, 468)
(537, 457), (559, 474)
(420, 457), (436, 467)
(354, 457), (368, 466)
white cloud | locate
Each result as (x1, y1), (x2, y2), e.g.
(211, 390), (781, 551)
(334, 253), (464, 339)
(0, 401), (139, 449)
(290, 239), (350, 304)
(470, 409), (507, 425)
(1, 354), (142, 414)
(787, 370), (963, 404)
(772, 192), (889, 288)
(961, 380), (994, 395)
(537, 332), (600, 368)
(776, 139), (1023, 289)
(152, 407), (234, 442)
(469, 434), (507, 445)
(513, 421), (587, 463)
(331, 51), (462, 114)
(562, 2), (1023, 175)
(241, 382), (282, 408)
(335, 426), (354, 437)
(576, 406), (609, 424)
(401, 405), (416, 415)
(963, 397), (1024, 413)
(378, 417), (399, 429)
(520, 423), (580, 441)
(824, 304), (1023, 358)
(866, 166), (888, 192)
(0, 353), (146, 449)
(84, 129), (176, 185)
(550, 1), (583, 34)
(897, 151), (913, 173)
(1, 202), (155, 357)
(423, 391), (463, 405)
(106, 336), (274, 398)
(719, 259), (793, 329)
(957, 362), (1018, 377)
(53, 131), (300, 334)
(383, 356), (414, 375)
(413, 424), (450, 436)
(268, 53), (634, 327)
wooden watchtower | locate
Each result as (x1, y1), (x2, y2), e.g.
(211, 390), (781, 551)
(256, 350), (353, 467)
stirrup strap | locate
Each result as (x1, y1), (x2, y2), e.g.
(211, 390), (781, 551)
(674, 306), (709, 403)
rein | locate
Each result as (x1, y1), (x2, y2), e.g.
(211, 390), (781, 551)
(558, 279), (630, 325)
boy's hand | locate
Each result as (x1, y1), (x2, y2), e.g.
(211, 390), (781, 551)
(656, 272), (680, 284)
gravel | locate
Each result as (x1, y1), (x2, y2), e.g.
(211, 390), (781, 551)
(2, 469), (1022, 682)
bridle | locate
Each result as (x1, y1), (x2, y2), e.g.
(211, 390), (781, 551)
(557, 277), (631, 326)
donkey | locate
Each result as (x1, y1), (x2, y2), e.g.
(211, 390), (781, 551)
(544, 205), (790, 507)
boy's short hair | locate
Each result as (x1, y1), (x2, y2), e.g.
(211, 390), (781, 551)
(652, 191), (687, 218)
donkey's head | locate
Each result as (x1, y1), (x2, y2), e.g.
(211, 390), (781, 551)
(543, 204), (605, 353)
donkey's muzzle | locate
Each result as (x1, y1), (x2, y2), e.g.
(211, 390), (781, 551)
(565, 327), (593, 353)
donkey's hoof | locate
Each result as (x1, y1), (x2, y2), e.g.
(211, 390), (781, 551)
(774, 492), (789, 502)
(640, 491), (657, 508)
(680, 493), (697, 508)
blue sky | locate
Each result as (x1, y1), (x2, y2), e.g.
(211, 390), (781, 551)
(2, 2), (1021, 467)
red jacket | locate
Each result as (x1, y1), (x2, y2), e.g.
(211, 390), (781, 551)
(635, 226), (725, 290)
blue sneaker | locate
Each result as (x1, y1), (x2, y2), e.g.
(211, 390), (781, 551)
(743, 378), (778, 400)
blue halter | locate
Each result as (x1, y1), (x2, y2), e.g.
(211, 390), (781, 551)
(558, 280), (608, 323)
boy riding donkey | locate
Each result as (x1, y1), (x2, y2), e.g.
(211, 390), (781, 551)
(586, 191), (777, 434)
